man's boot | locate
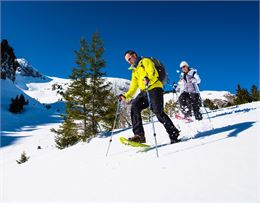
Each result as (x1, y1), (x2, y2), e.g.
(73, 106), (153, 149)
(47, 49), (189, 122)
(128, 134), (146, 143)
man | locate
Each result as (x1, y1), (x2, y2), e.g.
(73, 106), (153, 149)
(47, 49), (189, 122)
(118, 50), (180, 144)
(176, 61), (203, 120)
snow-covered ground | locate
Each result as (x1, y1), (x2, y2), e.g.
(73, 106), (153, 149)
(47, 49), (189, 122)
(1, 75), (259, 203)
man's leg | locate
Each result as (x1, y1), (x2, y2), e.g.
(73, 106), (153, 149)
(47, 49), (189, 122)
(131, 92), (149, 137)
(149, 88), (180, 142)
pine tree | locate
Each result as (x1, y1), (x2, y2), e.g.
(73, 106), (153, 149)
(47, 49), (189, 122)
(16, 151), (30, 164)
(100, 94), (119, 131)
(251, 85), (259, 101)
(9, 96), (20, 113)
(51, 115), (79, 149)
(234, 84), (252, 104)
(82, 32), (116, 139)
(62, 38), (91, 141)
(52, 32), (116, 147)
(9, 94), (29, 113)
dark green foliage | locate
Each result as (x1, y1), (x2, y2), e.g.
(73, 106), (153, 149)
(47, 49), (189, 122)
(52, 32), (116, 148)
(81, 32), (116, 139)
(234, 84), (252, 105)
(9, 94), (29, 113)
(51, 116), (79, 149)
(100, 94), (119, 131)
(16, 151), (30, 164)
(234, 84), (259, 105)
(203, 99), (218, 110)
(251, 85), (259, 101)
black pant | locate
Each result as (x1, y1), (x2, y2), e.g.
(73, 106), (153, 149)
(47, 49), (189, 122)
(178, 92), (202, 120)
(131, 88), (178, 137)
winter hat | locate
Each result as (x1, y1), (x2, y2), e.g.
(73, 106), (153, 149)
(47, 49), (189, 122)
(180, 61), (189, 68)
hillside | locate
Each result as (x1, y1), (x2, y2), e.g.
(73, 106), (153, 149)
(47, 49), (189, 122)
(0, 61), (259, 202)
(1, 99), (259, 202)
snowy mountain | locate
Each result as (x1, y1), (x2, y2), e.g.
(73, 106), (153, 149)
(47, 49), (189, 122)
(1, 59), (259, 202)
(13, 58), (235, 106)
(13, 58), (131, 104)
(16, 58), (45, 79)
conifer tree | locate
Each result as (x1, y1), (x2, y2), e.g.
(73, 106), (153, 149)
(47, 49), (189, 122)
(83, 32), (116, 139)
(234, 84), (252, 104)
(16, 151), (30, 164)
(52, 32), (116, 147)
(251, 85), (259, 101)
(62, 38), (91, 141)
(9, 94), (28, 113)
(51, 114), (79, 149)
(9, 96), (20, 113)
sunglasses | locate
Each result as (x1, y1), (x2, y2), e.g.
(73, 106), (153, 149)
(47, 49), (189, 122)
(127, 56), (132, 62)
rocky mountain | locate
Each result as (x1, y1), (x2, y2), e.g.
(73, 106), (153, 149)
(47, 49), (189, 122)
(5, 58), (236, 107)
(16, 58), (46, 79)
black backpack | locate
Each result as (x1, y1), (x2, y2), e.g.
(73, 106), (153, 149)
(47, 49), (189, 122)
(142, 57), (168, 85)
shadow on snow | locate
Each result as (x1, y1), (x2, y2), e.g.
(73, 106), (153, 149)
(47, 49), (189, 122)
(99, 127), (132, 138)
(0, 134), (31, 148)
(1, 101), (65, 148)
(206, 107), (256, 119)
(146, 121), (255, 153)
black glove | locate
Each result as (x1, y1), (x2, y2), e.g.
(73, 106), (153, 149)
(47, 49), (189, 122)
(118, 94), (126, 101)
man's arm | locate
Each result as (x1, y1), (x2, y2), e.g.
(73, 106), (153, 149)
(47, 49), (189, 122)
(123, 70), (138, 100)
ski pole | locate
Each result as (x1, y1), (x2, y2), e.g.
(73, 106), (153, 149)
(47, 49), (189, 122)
(146, 85), (159, 158)
(193, 83), (213, 128)
(172, 83), (182, 115)
(105, 99), (121, 157)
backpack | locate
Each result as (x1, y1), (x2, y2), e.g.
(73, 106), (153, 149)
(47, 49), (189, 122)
(142, 57), (168, 85)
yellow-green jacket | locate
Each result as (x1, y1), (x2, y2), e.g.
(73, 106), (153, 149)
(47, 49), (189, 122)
(124, 58), (163, 100)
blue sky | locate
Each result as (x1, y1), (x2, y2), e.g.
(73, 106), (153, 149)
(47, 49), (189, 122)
(2, 1), (259, 93)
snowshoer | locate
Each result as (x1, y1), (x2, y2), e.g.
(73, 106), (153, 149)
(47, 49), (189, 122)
(176, 61), (203, 120)
(118, 50), (180, 144)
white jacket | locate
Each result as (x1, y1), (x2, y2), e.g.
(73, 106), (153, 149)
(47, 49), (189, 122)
(176, 68), (201, 94)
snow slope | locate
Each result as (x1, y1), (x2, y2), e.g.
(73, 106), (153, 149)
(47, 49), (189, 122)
(1, 99), (259, 202)
(1, 70), (259, 202)
(0, 78), (64, 133)
(14, 74), (130, 104)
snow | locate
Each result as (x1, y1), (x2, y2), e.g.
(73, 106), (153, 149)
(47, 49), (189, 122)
(1, 74), (259, 203)
(14, 75), (130, 104)
(200, 90), (232, 101)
